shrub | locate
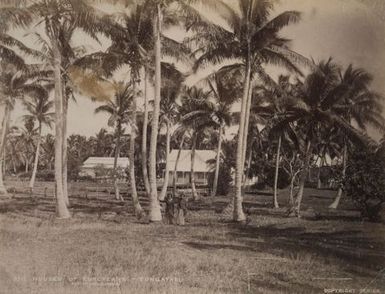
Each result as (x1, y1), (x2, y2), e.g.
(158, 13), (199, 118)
(264, 166), (290, 189)
(36, 170), (55, 181)
(207, 164), (233, 196)
(343, 147), (385, 222)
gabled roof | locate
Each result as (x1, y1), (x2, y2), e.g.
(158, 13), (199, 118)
(168, 150), (216, 172)
(82, 157), (129, 169)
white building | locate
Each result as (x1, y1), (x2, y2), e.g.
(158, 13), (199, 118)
(80, 157), (129, 178)
(166, 150), (217, 186)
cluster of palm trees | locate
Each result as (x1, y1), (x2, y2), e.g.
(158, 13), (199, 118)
(0, 0), (384, 221)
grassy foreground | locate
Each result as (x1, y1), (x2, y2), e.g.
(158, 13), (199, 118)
(0, 183), (384, 294)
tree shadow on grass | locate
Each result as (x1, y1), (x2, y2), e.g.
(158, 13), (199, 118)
(229, 224), (385, 273)
(0, 192), (149, 219)
(249, 275), (322, 294)
(182, 241), (256, 252)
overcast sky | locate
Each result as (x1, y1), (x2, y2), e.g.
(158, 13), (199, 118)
(9, 0), (385, 140)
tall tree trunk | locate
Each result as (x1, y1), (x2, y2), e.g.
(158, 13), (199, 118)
(244, 143), (253, 191)
(211, 125), (223, 197)
(52, 38), (70, 219)
(113, 126), (123, 201)
(233, 55), (250, 222)
(292, 140), (311, 217)
(273, 136), (282, 208)
(329, 143), (347, 209)
(289, 175), (295, 205)
(190, 132), (199, 200)
(29, 123), (42, 189)
(241, 85), (253, 195)
(62, 97), (69, 206)
(317, 156), (324, 189)
(141, 66), (151, 197)
(159, 120), (171, 201)
(0, 160), (5, 195)
(129, 79), (144, 218)
(0, 104), (10, 195)
(173, 134), (185, 195)
(3, 140), (6, 175)
(148, 3), (162, 222)
(12, 156), (16, 174)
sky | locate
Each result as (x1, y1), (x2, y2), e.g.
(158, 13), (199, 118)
(7, 0), (385, 140)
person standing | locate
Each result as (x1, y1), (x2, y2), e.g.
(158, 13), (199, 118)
(164, 193), (174, 224)
(176, 193), (188, 225)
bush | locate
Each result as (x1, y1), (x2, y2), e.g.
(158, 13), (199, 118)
(17, 171), (32, 179)
(264, 166), (290, 189)
(207, 164), (233, 196)
(343, 147), (385, 222)
(36, 170), (55, 181)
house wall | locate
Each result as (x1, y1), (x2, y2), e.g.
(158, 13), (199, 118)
(166, 171), (212, 186)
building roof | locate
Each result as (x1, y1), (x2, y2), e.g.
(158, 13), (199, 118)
(168, 150), (217, 172)
(82, 157), (129, 169)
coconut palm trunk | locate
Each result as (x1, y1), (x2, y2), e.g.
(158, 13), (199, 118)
(62, 97), (69, 206)
(0, 104), (10, 195)
(173, 134), (185, 195)
(190, 132), (199, 200)
(273, 135), (282, 208)
(317, 156), (324, 189)
(233, 56), (250, 222)
(159, 120), (171, 201)
(141, 67), (151, 197)
(29, 123), (42, 189)
(113, 124), (123, 201)
(211, 125), (223, 197)
(293, 140), (312, 217)
(129, 79), (144, 218)
(52, 38), (70, 219)
(329, 143), (347, 209)
(242, 83), (253, 187)
(148, 3), (162, 221)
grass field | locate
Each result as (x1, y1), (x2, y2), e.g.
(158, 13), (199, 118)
(0, 181), (384, 294)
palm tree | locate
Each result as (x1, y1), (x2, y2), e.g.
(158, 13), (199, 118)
(89, 128), (115, 157)
(128, 0), (231, 220)
(23, 0), (114, 218)
(191, 0), (307, 221)
(18, 118), (37, 173)
(274, 59), (376, 216)
(141, 69), (151, 197)
(4, 126), (21, 174)
(0, 61), (49, 195)
(95, 83), (132, 201)
(158, 64), (184, 200)
(23, 91), (54, 188)
(74, 0), (191, 221)
(313, 127), (341, 189)
(95, 82), (144, 216)
(253, 75), (298, 208)
(179, 86), (222, 200)
(128, 79), (145, 218)
(197, 69), (242, 197)
(329, 65), (385, 209)
(40, 134), (55, 171)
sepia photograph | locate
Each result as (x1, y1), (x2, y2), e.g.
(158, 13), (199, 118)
(0, 0), (384, 293)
